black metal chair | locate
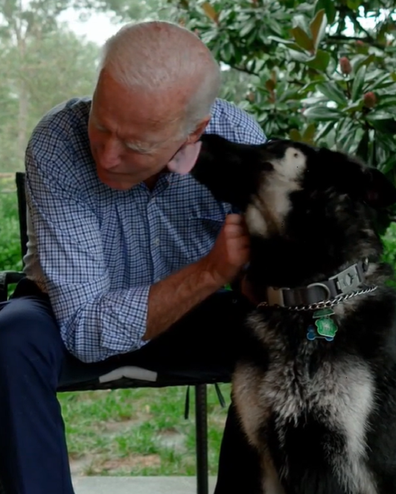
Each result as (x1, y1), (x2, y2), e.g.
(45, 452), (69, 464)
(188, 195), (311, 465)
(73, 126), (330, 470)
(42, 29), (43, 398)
(0, 172), (230, 494)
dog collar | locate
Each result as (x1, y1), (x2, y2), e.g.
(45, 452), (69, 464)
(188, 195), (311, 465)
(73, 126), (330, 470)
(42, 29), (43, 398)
(259, 260), (370, 308)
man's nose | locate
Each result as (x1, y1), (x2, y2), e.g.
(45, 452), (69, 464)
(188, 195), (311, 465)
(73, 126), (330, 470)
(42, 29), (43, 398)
(99, 137), (122, 170)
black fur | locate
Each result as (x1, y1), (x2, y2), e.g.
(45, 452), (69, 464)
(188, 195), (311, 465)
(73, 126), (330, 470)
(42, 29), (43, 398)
(191, 133), (396, 494)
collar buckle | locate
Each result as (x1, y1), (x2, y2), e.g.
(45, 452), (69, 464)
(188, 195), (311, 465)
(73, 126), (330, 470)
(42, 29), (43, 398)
(329, 263), (363, 295)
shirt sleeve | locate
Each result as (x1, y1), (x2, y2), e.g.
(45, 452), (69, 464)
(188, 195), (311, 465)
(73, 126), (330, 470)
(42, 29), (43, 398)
(205, 99), (267, 146)
(25, 117), (150, 363)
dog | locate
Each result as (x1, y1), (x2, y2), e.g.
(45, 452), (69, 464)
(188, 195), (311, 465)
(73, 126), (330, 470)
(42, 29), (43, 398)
(169, 134), (396, 494)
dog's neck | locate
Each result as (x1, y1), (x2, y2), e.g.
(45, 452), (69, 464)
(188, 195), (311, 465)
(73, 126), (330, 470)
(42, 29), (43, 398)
(245, 233), (380, 309)
(254, 259), (370, 309)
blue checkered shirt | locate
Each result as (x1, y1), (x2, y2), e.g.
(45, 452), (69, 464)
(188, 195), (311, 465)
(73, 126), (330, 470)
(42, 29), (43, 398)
(24, 97), (266, 363)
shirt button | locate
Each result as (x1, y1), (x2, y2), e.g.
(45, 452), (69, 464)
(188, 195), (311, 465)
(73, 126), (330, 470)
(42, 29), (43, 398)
(153, 238), (160, 246)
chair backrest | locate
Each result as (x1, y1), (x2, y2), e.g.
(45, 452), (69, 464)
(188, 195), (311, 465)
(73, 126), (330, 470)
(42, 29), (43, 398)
(15, 172), (28, 260)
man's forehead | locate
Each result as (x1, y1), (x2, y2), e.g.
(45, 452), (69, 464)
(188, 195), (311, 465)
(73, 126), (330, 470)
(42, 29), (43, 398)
(94, 74), (184, 124)
(90, 101), (181, 146)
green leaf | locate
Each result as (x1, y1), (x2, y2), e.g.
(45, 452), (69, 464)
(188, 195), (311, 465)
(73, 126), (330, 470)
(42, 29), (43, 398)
(310, 9), (327, 50)
(347, 0), (361, 10)
(371, 73), (395, 90)
(379, 155), (396, 175)
(202, 2), (218, 23)
(317, 82), (348, 106)
(306, 50), (331, 71)
(364, 69), (387, 83)
(304, 106), (341, 121)
(277, 89), (302, 103)
(289, 128), (302, 141)
(300, 79), (326, 93)
(239, 21), (256, 38)
(302, 123), (316, 143)
(352, 54), (376, 74)
(366, 112), (396, 121)
(291, 26), (314, 51)
(351, 65), (366, 101)
(366, 118), (396, 135)
(220, 42), (235, 62)
(315, 0), (336, 24)
(356, 129), (370, 162)
(288, 50), (311, 63)
(338, 127), (358, 153)
(301, 96), (328, 105)
(269, 19), (284, 38)
(377, 95), (396, 109)
(314, 121), (336, 144)
(268, 36), (303, 52)
(265, 79), (276, 91)
(344, 101), (364, 113)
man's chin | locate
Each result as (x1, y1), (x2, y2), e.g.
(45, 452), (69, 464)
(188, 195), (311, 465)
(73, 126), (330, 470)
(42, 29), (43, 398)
(97, 173), (137, 191)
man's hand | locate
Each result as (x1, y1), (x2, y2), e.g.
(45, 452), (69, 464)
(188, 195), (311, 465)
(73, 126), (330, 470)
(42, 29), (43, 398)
(144, 214), (250, 341)
(200, 214), (250, 287)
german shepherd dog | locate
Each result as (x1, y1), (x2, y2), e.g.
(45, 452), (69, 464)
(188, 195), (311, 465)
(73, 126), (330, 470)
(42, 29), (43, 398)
(169, 135), (396, 494)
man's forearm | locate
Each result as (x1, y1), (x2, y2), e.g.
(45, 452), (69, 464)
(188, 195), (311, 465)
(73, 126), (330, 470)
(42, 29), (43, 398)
(143, 260), (222, 341)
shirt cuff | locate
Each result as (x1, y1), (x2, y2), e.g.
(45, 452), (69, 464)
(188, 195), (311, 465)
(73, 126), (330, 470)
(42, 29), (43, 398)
(100, 285), (150, 353)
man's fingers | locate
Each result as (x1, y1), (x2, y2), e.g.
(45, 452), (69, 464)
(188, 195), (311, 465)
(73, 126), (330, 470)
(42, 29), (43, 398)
(224, 224), (250, 239)
(225, 214), (246, 225)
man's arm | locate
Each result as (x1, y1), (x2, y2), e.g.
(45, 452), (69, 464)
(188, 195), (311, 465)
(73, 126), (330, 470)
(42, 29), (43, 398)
(144, 214), (249, 340)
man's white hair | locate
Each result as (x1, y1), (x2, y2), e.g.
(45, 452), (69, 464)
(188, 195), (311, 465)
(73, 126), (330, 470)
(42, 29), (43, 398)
(98, 21), (221, 136)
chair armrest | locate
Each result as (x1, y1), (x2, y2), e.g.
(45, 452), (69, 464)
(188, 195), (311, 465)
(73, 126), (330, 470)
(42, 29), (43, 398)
(0, 271), (25, 302)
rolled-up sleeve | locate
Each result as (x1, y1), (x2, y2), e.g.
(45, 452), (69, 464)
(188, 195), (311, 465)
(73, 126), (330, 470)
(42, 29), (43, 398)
(26, 120), (150, 363)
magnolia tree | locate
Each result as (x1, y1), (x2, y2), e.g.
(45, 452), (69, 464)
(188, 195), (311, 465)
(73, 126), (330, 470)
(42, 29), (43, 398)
(168, 1), (396, 197)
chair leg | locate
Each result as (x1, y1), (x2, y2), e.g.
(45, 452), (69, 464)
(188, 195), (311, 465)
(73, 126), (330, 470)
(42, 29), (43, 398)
(195, 384), (209, 494)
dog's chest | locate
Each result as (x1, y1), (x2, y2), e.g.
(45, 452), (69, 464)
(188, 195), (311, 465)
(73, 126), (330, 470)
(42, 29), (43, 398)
(233, 313), (375, 455)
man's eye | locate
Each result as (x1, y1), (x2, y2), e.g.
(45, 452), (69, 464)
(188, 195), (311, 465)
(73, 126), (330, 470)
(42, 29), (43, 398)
(124, 143), (152, 155)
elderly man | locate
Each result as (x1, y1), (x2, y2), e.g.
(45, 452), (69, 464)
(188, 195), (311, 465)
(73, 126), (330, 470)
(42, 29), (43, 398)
(0, 20), (266, 494)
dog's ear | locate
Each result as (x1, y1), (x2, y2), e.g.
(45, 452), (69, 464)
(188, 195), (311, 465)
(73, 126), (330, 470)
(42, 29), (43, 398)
(360, 167), (396, 208)
(185, 134), (265, 211)
(318, 148), (396, 209)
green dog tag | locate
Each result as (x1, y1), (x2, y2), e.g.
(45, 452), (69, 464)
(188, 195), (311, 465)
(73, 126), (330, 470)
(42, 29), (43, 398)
(315, 317), (338, 338)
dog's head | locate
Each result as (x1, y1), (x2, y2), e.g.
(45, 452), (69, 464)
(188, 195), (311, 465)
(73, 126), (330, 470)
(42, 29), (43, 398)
(169, 134), (396, 286)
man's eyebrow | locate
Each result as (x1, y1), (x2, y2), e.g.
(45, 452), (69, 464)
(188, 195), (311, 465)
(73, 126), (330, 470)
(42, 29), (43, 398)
(124, 140), (160, 154)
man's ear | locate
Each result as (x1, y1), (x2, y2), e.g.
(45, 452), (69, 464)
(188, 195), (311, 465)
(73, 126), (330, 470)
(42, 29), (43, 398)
(189, 134), (265, 211)
(167, 142), (202, 175)
(166, 116), (210, 175)
(187, 116), (210, 143)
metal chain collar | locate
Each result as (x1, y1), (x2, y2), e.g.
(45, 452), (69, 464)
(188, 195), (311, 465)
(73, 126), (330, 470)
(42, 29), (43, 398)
(257, 285), (378, 312)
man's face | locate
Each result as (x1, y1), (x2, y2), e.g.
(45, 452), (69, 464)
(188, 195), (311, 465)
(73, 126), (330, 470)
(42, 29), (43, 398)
(88, 70), (188, 190)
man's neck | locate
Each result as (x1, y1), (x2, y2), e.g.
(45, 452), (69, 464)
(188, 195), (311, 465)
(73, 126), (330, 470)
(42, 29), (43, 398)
(144, 173), (160, 191)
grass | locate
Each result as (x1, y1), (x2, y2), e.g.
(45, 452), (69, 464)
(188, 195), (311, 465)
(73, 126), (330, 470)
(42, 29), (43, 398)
(58, 384), (231, 476)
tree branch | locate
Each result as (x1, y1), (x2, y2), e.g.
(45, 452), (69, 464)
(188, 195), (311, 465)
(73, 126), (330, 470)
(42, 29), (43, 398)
(328, 34), (386, 49)
(229, 64), (260, 77)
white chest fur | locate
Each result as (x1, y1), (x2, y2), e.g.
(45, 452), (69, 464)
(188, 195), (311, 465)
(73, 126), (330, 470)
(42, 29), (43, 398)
(232, 314), (377, 494)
